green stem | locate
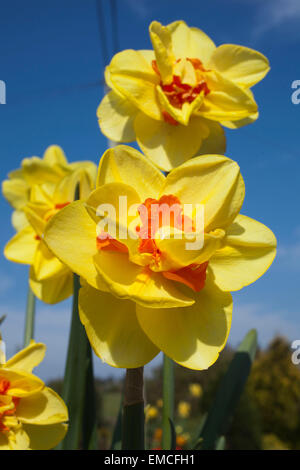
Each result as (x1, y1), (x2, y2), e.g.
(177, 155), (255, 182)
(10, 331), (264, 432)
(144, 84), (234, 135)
(162, 354), (174, 450)
(82, 345), (98, 450)
(24, 283), (36, 347)
(122, 367), (144, 450)
(57, 273), (97, 450)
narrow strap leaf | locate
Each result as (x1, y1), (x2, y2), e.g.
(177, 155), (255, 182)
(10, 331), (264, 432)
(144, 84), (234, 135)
(110, 395), (123, 450)
(196, 329), (258, 450)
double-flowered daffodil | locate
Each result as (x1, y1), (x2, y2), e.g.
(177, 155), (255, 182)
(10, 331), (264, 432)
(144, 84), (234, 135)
(4, 150), (97, 304)
(98, 21), (270, 171)
(44, 145), (276, 370)
(0, 339), (68, 450)
(2, 145), (96, 231)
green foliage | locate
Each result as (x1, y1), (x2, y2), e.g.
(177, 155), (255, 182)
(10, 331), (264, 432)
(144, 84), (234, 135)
(248, 336), (300, 449)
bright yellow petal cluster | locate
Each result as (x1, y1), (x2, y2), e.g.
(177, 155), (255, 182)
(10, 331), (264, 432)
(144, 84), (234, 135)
(3, 145), (97, 304)
(44, 145), (276, 371)
(97, 21), (269, 171)
(0, 340), (68, 450)
(2, 145), (96, 230)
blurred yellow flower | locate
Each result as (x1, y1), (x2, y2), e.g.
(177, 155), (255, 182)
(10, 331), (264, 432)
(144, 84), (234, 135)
(0, 340), (68, 450)
(98, 20), (269, 171)
(4, 165), (96, 304)
(2, 145), (96, 231)
(44, 145), (276, 370)
(177, 401), (191, 418)
(189, 383), (203, 398)
(145, 405), (159, 421)
(156, 398), (163, 408)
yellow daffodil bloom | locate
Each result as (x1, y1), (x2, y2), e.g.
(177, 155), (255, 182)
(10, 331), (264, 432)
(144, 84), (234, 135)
(44, 145), (276, 370)
(2, 145), (96, 231)
(0, 340), (68, 450)
(97, 21), (269, 171)
(4, 166), (95, 304)
(177, 401), (191, 419)
(189, 383), (203, 398)
(145, 405), (159, 421)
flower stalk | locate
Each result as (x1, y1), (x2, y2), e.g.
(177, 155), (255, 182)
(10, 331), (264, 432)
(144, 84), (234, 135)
(23, 280), (36, 347)
(162, 354), (175, 449)
(122, 367), (145, 450)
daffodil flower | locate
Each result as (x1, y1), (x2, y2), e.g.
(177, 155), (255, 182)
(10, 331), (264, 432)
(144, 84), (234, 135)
(44, 145), (276, 370)
(0, 340), (68, 450)
(4, 167), (95, 304)
(97, 20), (269, 171)
(2, 145), (96, 231)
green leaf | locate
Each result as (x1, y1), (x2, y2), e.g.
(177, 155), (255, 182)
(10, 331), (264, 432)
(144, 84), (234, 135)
(122, 402), (145, 450)
(169, 418), (177, 450)
(196, 329), (257, 450)
(110, 395), (123, 450)
(215, 435), (226, 450)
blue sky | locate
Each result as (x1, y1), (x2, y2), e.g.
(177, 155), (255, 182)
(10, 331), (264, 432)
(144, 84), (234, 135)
(0, 0), (299, 381)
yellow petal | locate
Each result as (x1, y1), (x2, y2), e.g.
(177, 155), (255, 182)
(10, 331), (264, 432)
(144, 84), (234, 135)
(97, 90), (138, 143)
(135, 113), (209, 171)
(24, 204), (47, 238)
(22, 157), (66, 185)
(199, 71), (258, 121)
(209, 44), (270, 88)
(17, 387), (68, 425)
(2, 177), (29, 210)
(173, 59), (197, 86)
(221, 113), (258, 129)
(136, 274), (232, 370)
(29, 264), (73, 304)
(162, 154), (245, 231)
(197, 119), (226, 155)
(97, 145), (165, 200)
(108, 50), (161, 120)
(43, 145), (68, 166)
(23, 422), (68, 450)
(210, 214), (277, 291)
(149, 21), (174, 84)
(155, 228), (225, 271)
(53, 166), (96, 205)
(29, 182), (54, 205)
(4, 225), (38, 265)
(156, 84), (204, 125)
(0, 369), (44, 397)
(93, 251), (194, 308)
(9, 428), (30, 450)
(79, 283), (159, 368)
(32, 241), (67, 281)
(44, 201), (105, 290)
(167, 21), (216, 64)
(11, 210), (29, 232)
(5, 341), (46, 373)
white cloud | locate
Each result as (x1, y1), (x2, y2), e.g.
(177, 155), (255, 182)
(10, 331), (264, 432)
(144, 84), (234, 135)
(229, 302), (299, 347)
(125, 0), (151, 19)
(252, 0), (300, 38)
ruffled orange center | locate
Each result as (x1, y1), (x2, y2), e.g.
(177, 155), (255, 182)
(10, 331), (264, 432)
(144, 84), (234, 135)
(96, 194), (208, 292)
(152, 58), (210, 125)
(0, 379), (20, 433)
